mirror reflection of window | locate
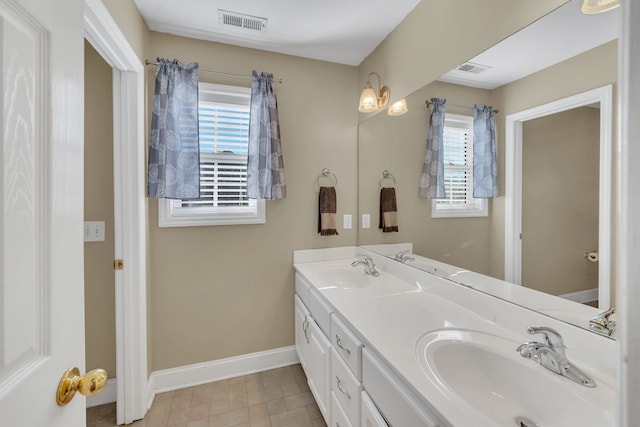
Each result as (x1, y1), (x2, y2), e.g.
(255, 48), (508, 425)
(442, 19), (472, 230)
(432, 114), (487, 218)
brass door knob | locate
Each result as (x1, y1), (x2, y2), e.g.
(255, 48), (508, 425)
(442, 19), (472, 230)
(56, 367), (108, 406)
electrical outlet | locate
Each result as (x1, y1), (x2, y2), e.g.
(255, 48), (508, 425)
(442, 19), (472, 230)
(362, 214), (370, 229)
(343, 214), (352, 230)
(84, 221), (105, 242)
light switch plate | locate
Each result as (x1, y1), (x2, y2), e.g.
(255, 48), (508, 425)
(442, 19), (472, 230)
(84, 221), (105, 242)
(343, 214), (352, 230)
(362, 214), (370, 229)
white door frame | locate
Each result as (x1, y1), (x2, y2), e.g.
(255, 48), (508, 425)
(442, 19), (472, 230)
(84, 0), (148, 424)
(504, 85), (613, 309)
(618, 0), (640, 424)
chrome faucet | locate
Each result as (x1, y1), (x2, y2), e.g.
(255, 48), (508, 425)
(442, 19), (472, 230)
(393, 250), (415, 263)
(516, 326), (596, 387)
(351, 254), (380, 277)
(589, 308), (616, 336)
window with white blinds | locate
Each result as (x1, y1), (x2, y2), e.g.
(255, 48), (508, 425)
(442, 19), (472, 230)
(432, 114), (487, 218)
(158, 83), (265, 227)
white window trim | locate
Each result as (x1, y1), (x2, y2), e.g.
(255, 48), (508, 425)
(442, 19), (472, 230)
(158, 82), (266, 227)
(431, 113), (488, 218)
(158, 198), (265, 227)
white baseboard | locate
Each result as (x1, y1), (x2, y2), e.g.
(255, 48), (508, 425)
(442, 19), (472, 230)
(150, 346), (299, 394)
(88, 346), (298, 410)
(560, 287), (599, 303)
(87, 378), (117, 408)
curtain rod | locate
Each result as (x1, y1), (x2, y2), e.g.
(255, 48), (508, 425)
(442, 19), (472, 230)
(144, 60), (283, 84)
(426, 99), (499, 114)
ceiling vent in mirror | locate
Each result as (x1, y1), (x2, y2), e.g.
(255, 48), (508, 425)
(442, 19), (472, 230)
(456, 62), (491, 74)
(218, 10), (268, 32)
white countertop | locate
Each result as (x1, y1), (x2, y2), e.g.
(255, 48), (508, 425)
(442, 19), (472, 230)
(293, 246), (616, 427)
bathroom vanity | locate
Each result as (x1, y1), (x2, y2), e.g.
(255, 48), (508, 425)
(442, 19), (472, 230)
(293, 246), (616, 427)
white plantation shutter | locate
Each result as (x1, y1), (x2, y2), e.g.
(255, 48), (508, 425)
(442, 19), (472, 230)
(432, 114), (487, 218)
(159, 83), (265, 227)
(180, 102), (251, 208)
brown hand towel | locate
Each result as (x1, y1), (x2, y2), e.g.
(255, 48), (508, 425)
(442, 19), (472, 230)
(318, 186), (339, 236)
(379, 187), (399, 233)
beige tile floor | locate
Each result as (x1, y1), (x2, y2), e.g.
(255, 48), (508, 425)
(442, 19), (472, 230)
(86, 364), (326, 427)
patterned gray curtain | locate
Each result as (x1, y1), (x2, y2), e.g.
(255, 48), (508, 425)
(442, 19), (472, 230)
(148, 58), (200, 199)
(247, 71), (287, 200)
(419, 98), (446, 198)
(473, 104), (498, 198)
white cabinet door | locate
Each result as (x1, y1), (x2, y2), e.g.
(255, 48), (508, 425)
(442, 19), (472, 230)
(0, 0), (87, 425)
(294, 295), (310, 369)
(362, 391), (388, 427)
(307, 318), (332, 422)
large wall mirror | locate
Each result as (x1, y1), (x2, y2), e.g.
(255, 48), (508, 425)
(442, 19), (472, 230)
(357, 0), (619, 336)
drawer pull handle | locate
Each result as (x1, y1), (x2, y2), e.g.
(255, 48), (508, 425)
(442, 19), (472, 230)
(336, 335), (351, 354)
(336, 375), (351, 400)
(303, 318), (310, 344)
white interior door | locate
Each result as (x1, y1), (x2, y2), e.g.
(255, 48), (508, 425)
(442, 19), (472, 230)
(0, 0), (88, 425)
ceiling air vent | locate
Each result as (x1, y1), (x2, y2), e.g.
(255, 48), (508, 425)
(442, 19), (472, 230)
(218, 10), (268, 33)
(456, 62), (491, 74)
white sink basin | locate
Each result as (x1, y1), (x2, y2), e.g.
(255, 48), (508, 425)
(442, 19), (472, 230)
(315, 267), (379, 288)
(416, 329), (614, 427)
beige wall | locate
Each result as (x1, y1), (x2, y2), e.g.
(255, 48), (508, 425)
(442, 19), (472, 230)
(358, 81), (493, 274)
(84, 41), (116, 377)
(101, 0), (150, 62)
(489, 40), (618, 281)
(359, 0), (568, 111)
(521, 107), (600, 296)
(147, 33), (359, 370)
(94, 0), (587, 374)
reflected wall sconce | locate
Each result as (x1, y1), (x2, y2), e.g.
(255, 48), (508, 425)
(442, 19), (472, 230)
(387, 98), (408, 116)
(358, 72), (390, 113)
(581, 0), (620, 14)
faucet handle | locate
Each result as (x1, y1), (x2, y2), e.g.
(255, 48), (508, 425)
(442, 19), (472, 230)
(526, 326), (565, 349)
(589, 308), (616, 336)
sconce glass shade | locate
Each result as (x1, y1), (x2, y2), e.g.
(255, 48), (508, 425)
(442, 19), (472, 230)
(581, 0), (620, 14)
(358, 84), (379, 113)
(358, 72), (390, 113)
(387, 98), (408, 116)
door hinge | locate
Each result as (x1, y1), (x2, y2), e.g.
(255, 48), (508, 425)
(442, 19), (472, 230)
(114, 259), (124, 270)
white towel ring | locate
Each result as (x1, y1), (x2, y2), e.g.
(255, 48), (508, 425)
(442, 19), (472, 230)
(379, 170), (396, 188)
(315, 168), (338, 191)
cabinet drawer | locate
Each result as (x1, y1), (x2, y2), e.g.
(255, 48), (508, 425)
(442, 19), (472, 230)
(331, 315), (363, 380)
(309, 287), (333, 336)
(331, 349), (362, 426)
(362, 348), (445, 427)
(295, 272), (312, 307)
(362, 391), (388, 427)
(331, 392), (354, 427)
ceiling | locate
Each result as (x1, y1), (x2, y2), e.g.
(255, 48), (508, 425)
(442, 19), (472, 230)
(133, 0), (421, 66)
(438, 0), (620, 89)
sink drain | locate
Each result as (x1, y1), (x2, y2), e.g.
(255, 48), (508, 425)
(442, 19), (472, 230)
(515, 416), (541, 427)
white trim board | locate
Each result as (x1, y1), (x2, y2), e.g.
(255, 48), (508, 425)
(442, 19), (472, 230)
(84, 0), (148, 424)
(504, 85), (613, 310)
(87, 378), (118, 408)
(150, 347), (299, 395)
(618, 2), (640, 424)
(88, 347), (299, 411)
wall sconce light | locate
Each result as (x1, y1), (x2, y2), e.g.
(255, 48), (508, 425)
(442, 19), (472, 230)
(581, 0), (620, 14)
(358, 72), (390, 113)
(387, 98), (408, 116)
